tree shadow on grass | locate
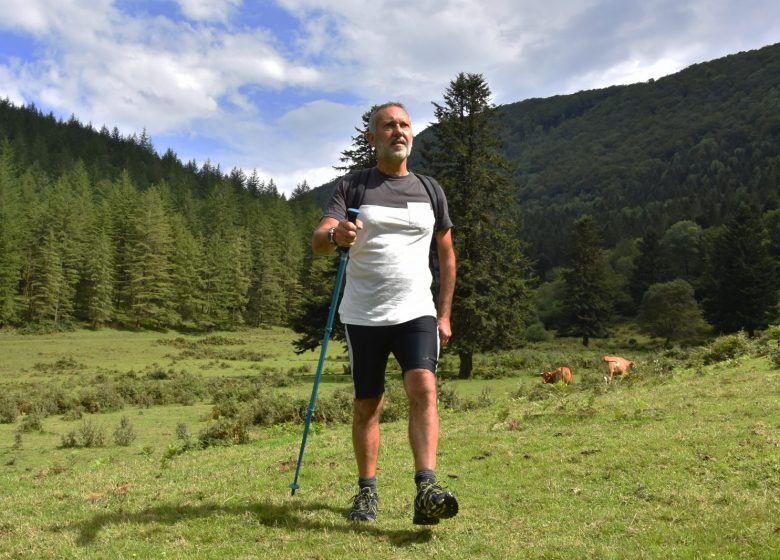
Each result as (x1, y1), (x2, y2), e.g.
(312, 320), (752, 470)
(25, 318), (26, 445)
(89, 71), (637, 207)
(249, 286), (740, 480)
(63, 499), (432, 548)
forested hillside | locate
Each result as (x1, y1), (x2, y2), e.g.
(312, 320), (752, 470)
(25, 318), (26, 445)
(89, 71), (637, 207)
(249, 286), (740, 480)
(411, 41), (780, 273)
(0, 100), (321, 331)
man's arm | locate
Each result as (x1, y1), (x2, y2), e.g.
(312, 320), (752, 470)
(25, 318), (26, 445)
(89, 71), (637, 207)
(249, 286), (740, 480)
(312, 216), (361, 255)
(435, 228), (456, 347)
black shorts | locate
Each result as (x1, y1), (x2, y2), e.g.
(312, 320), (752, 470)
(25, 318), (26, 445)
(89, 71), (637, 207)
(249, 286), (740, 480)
(345, 316), (439, 399)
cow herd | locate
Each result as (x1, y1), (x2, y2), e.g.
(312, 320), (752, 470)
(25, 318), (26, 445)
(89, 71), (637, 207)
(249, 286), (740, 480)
(540, 355), (634, 385)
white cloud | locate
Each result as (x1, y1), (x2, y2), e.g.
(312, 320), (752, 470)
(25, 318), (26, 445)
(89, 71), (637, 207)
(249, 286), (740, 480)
(176, 0), (242, 22)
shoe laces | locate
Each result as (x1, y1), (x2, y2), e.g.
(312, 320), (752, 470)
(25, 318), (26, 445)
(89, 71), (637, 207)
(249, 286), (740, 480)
(351, 487), (377, 511)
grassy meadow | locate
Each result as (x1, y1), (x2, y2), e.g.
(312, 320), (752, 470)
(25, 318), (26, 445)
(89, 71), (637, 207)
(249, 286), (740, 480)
(0, 327), (779, 559)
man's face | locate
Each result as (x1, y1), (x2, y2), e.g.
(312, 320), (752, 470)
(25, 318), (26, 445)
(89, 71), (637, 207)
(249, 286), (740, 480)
(369, 106), (414, 164)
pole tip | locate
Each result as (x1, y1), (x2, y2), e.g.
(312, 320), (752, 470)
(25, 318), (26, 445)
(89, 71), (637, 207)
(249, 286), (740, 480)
(290, 482), (299, 496)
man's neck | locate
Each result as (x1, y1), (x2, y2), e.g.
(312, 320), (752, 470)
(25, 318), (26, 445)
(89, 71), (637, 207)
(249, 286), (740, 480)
(376, 159), (409, 177)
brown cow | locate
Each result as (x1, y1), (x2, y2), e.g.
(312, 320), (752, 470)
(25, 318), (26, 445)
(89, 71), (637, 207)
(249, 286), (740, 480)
(602, 355), (633, 381)
(541, 366), (573, 385)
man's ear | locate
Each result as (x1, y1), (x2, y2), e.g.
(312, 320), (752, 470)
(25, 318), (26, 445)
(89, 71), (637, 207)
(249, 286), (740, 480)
(366, 130), (375, 146)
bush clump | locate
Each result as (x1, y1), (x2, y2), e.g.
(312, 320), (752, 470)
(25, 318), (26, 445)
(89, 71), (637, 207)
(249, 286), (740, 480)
(697, 331), (758, 365)
(198, 416), (250, 447)
(0, 397), (19, 424)
(113, 416), (136, 446)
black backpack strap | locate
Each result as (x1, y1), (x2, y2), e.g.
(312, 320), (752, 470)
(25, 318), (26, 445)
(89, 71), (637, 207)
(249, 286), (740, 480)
(344, 168), (372, 215)
(413, 172), (446, 306)
(413, 173), (444, 231)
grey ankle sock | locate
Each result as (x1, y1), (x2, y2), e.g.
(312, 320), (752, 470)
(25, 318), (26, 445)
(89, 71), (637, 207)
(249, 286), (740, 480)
(414, 469), (437, 488)
(358, 476), (377, 492)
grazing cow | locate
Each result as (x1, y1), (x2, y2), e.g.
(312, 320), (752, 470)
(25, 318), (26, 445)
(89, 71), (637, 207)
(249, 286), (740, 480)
(602, 355), (633, 381)
(541, 366), (573, 385)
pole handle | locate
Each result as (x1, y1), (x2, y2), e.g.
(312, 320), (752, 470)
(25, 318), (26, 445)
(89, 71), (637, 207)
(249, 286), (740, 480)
(339, 208), (360, 254)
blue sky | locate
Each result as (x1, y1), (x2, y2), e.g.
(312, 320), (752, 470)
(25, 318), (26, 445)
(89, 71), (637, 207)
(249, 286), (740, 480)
(1, 0), (779, 195)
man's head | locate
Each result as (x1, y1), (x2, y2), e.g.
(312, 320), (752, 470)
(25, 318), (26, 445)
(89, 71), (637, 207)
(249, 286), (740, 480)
(367, 102), (413, 166)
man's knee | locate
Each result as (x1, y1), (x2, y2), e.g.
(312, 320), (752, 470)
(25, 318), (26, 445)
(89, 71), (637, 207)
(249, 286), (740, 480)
(404, 369), (437, 406)
(353, 394), (384, 424)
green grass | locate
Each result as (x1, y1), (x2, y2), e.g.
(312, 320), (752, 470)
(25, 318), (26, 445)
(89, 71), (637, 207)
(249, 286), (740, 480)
(1, 328), (779, 558)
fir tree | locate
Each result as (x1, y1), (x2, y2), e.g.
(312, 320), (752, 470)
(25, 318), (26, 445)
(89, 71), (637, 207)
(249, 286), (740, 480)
(107, 171), (140, 322)
(83, 201), (115, 327)
(422, 73), (535, 378)
(629, 230), (662, 306)
(560, 215), (613, 346)
(703, 202), (777, 336)
(169, 215), (206, 327)
(127, 186), (179, 328)
(0, 139), (22, 325)
(334, 106), (378, 173)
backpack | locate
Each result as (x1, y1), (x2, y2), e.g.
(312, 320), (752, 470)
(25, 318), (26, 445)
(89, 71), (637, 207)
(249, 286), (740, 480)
(342, 168), (446, 304)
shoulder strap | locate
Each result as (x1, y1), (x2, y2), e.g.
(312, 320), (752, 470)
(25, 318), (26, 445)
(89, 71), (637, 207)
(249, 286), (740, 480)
(345, 168), (372, 213)
(413, 173), (444, 231)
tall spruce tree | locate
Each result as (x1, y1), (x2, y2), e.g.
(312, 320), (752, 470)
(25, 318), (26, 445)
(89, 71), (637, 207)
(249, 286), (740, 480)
(629, 230), (662, 307)
(82, 201), (115, 327)
(169, 214), (206, 327)
(422, 72), (535, 378)
(703, 202), (777, 336)
(0, 140), (22, 325)
(334, 105), (378, 173)
(127, 186), (178, 328)
(107, 171), (140, 322)
(561, 215), (613, 346)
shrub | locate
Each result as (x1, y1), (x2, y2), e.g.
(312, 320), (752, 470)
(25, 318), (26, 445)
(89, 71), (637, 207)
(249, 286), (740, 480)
(113, 416), (136, 446)
(60, 430), (79, 448)
(524, 321), (554, 343)
(19, 411), (43, 433)
(768, 344), (780, 369)
(0, 397), (18, 424)
(198, 416), (250, 447)
(175, 423), (190, 441)
(697, 331), (758, 365)
(78, 420), (107, 448)
(315, 388), (353, 424)
(62, 408), (84, 421)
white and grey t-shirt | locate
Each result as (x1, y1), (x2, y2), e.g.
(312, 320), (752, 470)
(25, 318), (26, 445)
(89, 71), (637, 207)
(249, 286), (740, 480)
(324, 168), (453, 326)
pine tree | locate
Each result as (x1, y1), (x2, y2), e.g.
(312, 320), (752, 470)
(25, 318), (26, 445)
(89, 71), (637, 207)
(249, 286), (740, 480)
(29, 229), (65, 323)
(334, 106), (378, 173)
(560, 215), (613, 346)
(0, 139), (22, 325)
(169, 215), (206, 327)
(83, 201), (115, 327)
(202, 230), (251, 328)
(27, 162), (93, 325)
(127, 186), (179, 328)
(703, 202), (777, 336)
(629, 230), (662, 306)
(107, 171), (140, 322)
(421, 73), (535, 378)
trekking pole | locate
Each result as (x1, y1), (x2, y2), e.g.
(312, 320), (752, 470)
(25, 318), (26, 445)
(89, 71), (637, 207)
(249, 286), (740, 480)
(290, 208), (359, 496)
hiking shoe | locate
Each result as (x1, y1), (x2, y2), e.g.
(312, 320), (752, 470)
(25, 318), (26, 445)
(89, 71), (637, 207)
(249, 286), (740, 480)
(413, 481), (459, 525)
(349, 487), (378, 522)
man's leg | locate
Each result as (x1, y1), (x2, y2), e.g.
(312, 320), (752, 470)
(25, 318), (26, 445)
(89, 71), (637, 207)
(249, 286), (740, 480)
(352, 394), (384, 478)
(348, 394), (383, 522)
(404, 367), (458, 525)
(402, 368), (438, 470)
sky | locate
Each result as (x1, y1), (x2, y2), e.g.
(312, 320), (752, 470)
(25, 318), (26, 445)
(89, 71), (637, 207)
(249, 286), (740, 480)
(1, 0), (779, 196)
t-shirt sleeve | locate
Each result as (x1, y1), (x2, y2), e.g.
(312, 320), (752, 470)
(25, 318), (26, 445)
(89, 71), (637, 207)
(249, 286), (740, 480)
(434, 180), (454, 231)
(322, 178), (348, 221)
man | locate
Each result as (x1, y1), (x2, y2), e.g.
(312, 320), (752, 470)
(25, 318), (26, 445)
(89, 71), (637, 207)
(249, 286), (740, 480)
(312, 102), (458, 525)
